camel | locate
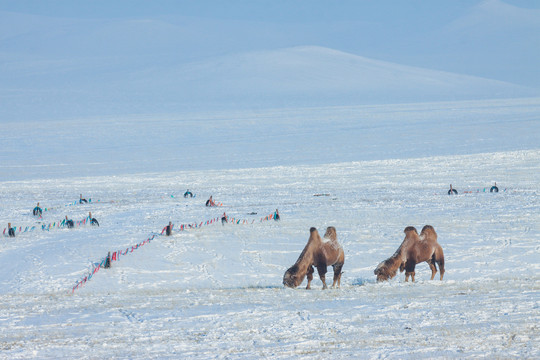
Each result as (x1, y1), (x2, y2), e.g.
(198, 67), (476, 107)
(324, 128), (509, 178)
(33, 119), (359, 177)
(283, 226), (345, 289)
(374, 225), (445, 282)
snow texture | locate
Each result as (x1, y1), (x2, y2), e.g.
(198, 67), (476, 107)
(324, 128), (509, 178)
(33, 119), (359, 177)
(1, 2), (539, 358)
(1, 100), (539, 359)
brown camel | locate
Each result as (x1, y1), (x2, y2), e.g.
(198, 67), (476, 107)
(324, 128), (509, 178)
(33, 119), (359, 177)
(283, 226), (345, 289)
(374, 225), (445, 282)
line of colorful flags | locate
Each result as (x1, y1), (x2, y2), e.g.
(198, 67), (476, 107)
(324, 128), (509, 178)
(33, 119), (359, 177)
(71, 232), (160, 293)
(71, 211), (280, 293)
(3, 215), (93, 237)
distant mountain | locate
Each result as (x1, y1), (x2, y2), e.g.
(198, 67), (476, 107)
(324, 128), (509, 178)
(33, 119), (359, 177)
(1, 45), (537, 121)
(138, 46), (536, 107)
(1, 3), (539, 121)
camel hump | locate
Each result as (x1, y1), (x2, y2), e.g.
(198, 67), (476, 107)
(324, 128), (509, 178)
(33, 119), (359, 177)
(404, 226), (418, 234)
(420, 225), (437, 240)
(310, 227), (317, 233)
(324, 226), (337, 241)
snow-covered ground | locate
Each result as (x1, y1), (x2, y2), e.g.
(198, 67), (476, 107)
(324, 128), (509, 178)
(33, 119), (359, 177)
(1, 1), (539, 358)
(1, 102), (539, 357)
(2, 97), (539, 181)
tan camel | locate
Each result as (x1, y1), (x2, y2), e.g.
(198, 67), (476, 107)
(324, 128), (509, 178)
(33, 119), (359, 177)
(283, 226), (345, 289)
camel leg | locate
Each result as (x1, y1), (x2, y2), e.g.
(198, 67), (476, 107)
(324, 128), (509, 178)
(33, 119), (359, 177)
(317, 265), (328, 289)
(438, 260), (445, 280)
(434, 244), (445, 280)
(405, 260), (416, 282)
(428, 260), (437, 280)
(332, 263), (344, 288)
(306, 266), (314, 290)
(405, 271), (416, 282)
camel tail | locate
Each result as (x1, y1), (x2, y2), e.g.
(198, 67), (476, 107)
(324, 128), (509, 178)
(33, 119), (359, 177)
(435, 243), (445, 280)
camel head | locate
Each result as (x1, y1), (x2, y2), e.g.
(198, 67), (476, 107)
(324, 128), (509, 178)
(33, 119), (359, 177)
(283, 264), (305, 288)
(374, 258), (400, 282)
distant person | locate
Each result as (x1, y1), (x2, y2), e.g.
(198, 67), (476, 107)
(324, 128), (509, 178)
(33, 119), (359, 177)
(221, 212), (228, 225)
(274, 209), (280, 221)
(490, 182), (499, 193)
(184, 189), (193, 198)
(448, 184), (458, 195)
(79, 194), (88, 204)
(65, 216), (74, 229)
(33, 202), (43, 217)
(7, 223), (15, 237)
(206, 196), (215, 207)
(104, 252), (111, 269)
(89, 212), (99, 226)
(166, 221), (173, 236)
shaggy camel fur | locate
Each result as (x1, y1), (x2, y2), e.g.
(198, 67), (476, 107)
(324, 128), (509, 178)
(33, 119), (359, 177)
(374, 225), (445, 282)
(283, 227), (345, 289)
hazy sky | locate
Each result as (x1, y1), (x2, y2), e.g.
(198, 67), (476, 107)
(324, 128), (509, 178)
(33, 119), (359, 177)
(1, 0), (539, 19)
(0, 0), (539, 121)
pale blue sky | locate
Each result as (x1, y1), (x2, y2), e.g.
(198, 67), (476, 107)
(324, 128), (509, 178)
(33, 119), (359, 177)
(1, 0), (539, 19)
(1, 0), (539, 121)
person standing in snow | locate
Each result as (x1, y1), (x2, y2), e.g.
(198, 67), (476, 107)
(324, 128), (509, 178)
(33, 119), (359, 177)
(33, 202), (43, 217)
(274, 209), (280, 221)
(165, 221), (173, 236)
(104, 252), (111, 269)
(89, 212), (99, 226)
(206, 196), (215, 207)
(7, 223), (15, 237)
(65, 215), (74, 228)
(221, 212), (228, 225)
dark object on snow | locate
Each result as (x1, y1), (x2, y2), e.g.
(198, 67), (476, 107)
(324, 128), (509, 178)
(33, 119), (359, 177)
(490, 182), (499, 193)
(184, 190), (193, 198)
(79, 194), (88, 204)
(166, 221), (172, 236)
(89, 212), (99, 226)
(65, 216), (74, 229)
(448, 184), (458, 195)
(221, 213), (227, 225)
(274, 209), (280, 221)
(33, 203), (42, 216)
(7, 223), (15, 237)
(205, 195), (215, 207)
(104, 252), (111, 269)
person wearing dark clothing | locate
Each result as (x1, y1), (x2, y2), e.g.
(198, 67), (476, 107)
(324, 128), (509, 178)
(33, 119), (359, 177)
(490, 182), (499, 193)
(184, 189), (193, 198)
(274, 209), (280, 221)
(65, 216), (74, 229)
(104, 252), (111, 269)
(166, 221), (173, 236)
(206, 196), (215, 207)
(33, 202), (43, 217)
(221, 212), (228, 225)
(79, 194), (88, 204)
(89, 212), (99, 226)
(448, 184), (458, 195)
(7, 223), (15, 237)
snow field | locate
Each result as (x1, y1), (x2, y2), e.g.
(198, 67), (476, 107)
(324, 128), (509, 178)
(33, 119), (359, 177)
(0, 149), (538, 358)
